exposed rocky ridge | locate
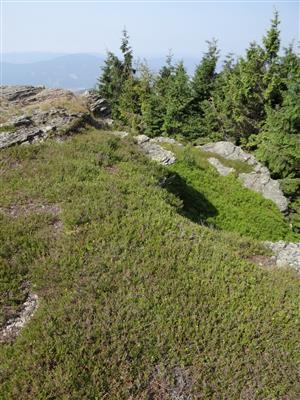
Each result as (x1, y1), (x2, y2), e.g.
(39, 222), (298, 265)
(0, 85), (110, 149)
(200, 141), (288, 212)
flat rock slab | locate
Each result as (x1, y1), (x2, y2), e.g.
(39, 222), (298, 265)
(200, 141), (288, 212)
(207, 157), (235, 176)
(264, 241), (300, 272)
(239, 172), (288, 212)
(135, 135), (176, 166)
(201, 141), (257, 165)
(1, 85), (44, 103)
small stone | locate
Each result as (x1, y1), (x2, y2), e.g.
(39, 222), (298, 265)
(264, 241), (300, 272)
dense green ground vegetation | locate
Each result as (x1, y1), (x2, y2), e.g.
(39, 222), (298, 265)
(163, 144), (299, 241)
(1, 130), (300, 399)
(97, 13), (300, 232)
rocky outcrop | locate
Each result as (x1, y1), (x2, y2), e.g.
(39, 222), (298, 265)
(135, 135), (176, 165)
(0, 86), (115, 149)
(1, 85), (44, 103)
(201, 141), (257, 165)
(264, 241), (300, 272)
(207, 157), (235, 176)
(201, 141), (288, 212)
(238, 172), (288, 212)
(82, 90), (110, 118)
(0, 85), (91, 148)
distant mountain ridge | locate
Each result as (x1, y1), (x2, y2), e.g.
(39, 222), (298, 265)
(1, 54), (104, 91)
(2, 52), (70, 64)
(1, 52), (199, 91)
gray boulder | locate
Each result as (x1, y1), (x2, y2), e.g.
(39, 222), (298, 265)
(239, 172), (288, 212)
(135, 135), (176, 166)
(200, 141), (257, 165)
(82, 91), (110, 118)
(200, 141), (288, 212)
(264, 241), (300, 272)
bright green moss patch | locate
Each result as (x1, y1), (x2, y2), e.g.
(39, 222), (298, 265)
(0, 129), (300, 399)
(165, 144), (298, 241)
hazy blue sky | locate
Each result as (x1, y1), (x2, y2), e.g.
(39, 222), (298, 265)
(2, 1), (299, 58)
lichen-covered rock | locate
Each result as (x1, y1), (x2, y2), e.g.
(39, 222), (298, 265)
(0, 85), (91, 149)
(201, 141), (257, 165)
(264, 241), (300, 271)
(200, 141), (288, 212)
(0, 85), (44, 103)
(135, 135), (176, 165)
(135, 134), (150, 145)
(239, 172), (288, 212)
(207, 157), (235, 176)
(82, 90), (110, 118)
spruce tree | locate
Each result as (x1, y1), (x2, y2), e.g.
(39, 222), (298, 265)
(262, 11), (283, 107)
(120, 28), (134, 79)
(185, 40), (220, 139)
(191, 39), (219, 105)
(98, 29), (135, 120)
(162, 62), (192, 137)
(141, 54), (175, 136)
(97, 51), (123, 118)
(256, 69), (300, 231)
(263, 10), (280, 63)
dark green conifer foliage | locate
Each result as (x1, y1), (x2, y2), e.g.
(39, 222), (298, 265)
(262, 11), (283, 107)
(162, 62), (192, 137)
(141, 54), (175, 136)
(120, 28), (134, 79)
(97, 51), (123, 118)
(186, 40), (220, 139)
(98, 29), (135, 119)
(256, 67), (300, 230)
(191, 39), (219, 105)
(263, 10), (280, 63)
(199, 54), (234, 141)
(118, 76), (142, 131)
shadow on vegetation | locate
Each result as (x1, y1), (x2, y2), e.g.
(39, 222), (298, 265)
(162, 172), (218, 225)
